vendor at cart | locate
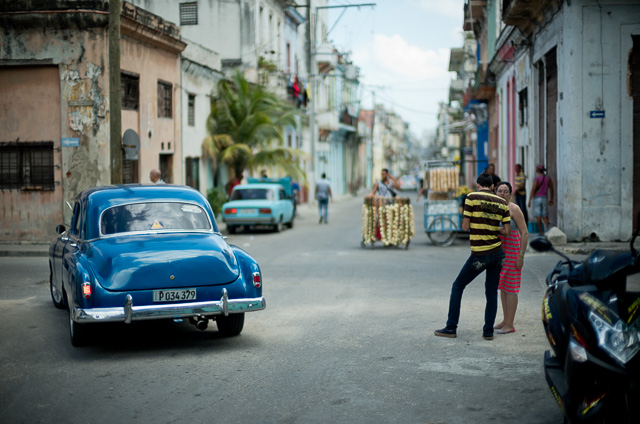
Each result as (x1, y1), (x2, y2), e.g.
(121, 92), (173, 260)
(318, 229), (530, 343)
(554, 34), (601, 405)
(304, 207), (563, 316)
(369, 169), (399, 198)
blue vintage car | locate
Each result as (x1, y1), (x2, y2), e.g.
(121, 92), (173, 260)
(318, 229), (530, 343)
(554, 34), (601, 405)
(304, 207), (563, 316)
(48, 184), (266, 346)
(221, 180), (295, 233)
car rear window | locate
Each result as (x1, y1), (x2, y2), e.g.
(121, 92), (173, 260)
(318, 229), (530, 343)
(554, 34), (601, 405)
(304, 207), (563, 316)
(100, 202), (211, 235)
(230, 188), (272, 201)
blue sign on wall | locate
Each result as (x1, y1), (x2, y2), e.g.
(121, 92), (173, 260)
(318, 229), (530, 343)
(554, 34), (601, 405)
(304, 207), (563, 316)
(62, 137), (79, 147)
(589, 110), (605, 119)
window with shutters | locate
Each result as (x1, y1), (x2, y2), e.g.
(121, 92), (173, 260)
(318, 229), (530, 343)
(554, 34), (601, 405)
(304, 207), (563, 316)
(0, 142), (55, 190)
(158, 81), (172, 118)
(121, 72), (139, 110)
(180, 2), (198, 25)
(187, 94), (195, 126)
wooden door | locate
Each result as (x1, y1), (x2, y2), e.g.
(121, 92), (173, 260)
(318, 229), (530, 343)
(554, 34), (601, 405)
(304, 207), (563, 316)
(546, 48), (558, 227)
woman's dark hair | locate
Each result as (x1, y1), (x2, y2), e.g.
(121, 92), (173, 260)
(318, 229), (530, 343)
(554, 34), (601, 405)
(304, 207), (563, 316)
(476, 172), (493, 187)
(496, 181), (512, 194)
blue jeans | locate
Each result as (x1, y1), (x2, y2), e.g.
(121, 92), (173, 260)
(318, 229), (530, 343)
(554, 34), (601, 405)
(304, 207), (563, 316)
(446, 249), (505, 336)
(318, 199), (329, 222)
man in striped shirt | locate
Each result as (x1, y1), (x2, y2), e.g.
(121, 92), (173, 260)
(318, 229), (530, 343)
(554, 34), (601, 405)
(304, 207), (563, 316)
(435, 172), (511, 340)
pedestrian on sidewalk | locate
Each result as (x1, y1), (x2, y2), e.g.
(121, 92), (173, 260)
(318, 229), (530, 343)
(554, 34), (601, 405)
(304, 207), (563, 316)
(514, 164), (528, 224)
(528, 164), (554, 235)
(434, 172), (511, 341)
(149, 168), (164, 184)
(315, 173), (332, 224)
(494, 181), (529, 335)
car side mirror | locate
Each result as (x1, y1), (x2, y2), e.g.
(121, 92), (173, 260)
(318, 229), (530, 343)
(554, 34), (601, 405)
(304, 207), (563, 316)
(530, 235), (553, 253)
(56, 224), (66, 235)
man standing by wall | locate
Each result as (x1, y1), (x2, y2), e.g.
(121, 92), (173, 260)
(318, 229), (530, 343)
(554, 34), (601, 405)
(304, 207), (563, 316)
(514, 164), (528, 224)
(528, 164), (554, 235)
(434, 172), (511, 341)
(149, 168), (164, 184)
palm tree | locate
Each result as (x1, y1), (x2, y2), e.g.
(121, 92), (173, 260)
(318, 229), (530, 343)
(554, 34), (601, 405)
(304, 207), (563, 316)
(202, 70), (306, 184)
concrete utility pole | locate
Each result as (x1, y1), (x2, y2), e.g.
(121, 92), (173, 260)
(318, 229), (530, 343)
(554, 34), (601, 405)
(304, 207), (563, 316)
(109, 0), (122, 184)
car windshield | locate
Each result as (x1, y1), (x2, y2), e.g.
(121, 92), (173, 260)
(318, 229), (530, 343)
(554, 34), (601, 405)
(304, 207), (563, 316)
(230, 188), (272, 201)
(100, 202), (211, 235)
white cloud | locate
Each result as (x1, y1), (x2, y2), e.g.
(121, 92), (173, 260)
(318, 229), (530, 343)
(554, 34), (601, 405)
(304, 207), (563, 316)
(354, 34), (450, 82)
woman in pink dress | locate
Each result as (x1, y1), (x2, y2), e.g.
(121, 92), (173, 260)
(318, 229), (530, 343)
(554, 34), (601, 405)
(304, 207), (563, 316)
(494, 181), (529, 334)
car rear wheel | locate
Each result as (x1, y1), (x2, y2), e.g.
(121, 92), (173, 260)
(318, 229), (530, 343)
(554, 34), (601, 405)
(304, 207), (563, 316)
(274, 219), (283, 233)
(227, 225), (237, 234)
(216, 313), (245, 336)
(68, 298), (89, 347)
(286, 216), (294, 229)
(49, 268), (65, 309)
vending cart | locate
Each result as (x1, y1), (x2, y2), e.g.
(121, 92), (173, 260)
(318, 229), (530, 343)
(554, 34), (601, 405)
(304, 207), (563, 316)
(361, 196), (415, 249)
(423, 161), (463, 246)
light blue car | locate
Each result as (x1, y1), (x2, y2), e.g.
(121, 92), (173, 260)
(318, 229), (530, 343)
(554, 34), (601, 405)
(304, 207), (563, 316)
(222, 183), (295, 233)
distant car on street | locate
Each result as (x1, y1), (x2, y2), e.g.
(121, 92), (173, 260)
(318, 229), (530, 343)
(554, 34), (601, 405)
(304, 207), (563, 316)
(398, 175), (418, 191)
(48, 184), (266, 346)
(222, 180), (295, 233)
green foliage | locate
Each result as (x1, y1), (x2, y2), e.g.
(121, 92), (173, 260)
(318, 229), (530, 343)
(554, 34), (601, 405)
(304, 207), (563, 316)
(207, 186), (227, 218)
(258, 56), (278, 72)
(202, 70), (306, 183)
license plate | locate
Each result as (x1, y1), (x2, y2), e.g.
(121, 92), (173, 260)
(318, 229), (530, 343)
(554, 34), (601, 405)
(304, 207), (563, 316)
(153, 288), (197, 302)
(239, 208), (257, 215)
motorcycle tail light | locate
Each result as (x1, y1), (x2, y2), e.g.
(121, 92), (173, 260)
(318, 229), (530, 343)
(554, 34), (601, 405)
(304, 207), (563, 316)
(252, 272), (261, 288)
(224, 208), (237, 215)
(259, 208), (271, 214)
(82, 282), (91, 299)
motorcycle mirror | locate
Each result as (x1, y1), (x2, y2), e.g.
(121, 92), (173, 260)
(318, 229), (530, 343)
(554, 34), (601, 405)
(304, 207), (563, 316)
(530, 235), (553, 253)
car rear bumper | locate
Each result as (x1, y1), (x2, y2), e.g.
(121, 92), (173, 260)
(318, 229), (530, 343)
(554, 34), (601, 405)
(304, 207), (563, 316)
(223, 216), (276, 224)
(72, 288), (266, 323)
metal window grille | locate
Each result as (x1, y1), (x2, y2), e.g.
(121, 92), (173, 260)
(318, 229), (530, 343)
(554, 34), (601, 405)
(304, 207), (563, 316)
(188, 94), (195, 126)
(121, 73), (140, 110)
(157, 81), (172, 118)
(0, 142), (54, 190)
(180, 2), (198, 25)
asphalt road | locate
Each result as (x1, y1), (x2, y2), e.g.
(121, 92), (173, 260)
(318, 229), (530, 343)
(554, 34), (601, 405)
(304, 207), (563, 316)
(0, 193), (568, 424)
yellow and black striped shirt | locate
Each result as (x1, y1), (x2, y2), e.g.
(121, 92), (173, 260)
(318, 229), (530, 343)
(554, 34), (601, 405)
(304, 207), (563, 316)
(463, 189), (510, 254)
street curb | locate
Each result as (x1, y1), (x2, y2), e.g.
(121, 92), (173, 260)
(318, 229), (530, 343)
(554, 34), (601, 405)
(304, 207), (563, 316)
(0, 250), (49, 257)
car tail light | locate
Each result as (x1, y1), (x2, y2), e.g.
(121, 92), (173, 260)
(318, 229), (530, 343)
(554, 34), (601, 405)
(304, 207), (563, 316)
(259, 208), (271, 214)
(252, 272), (261, 288)
(82, 282), (91, 299)
(225, 208), (237, 215)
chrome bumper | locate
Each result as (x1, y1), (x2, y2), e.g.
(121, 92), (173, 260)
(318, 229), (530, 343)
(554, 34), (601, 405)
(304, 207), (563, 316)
(72, 289), (266, 324)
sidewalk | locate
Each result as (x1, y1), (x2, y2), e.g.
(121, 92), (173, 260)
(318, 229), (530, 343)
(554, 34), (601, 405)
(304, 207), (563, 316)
(0, 193), (633, 258)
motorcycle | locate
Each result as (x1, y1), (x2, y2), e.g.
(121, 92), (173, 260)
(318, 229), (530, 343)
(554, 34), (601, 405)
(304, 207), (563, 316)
(530, 215), (640, 424)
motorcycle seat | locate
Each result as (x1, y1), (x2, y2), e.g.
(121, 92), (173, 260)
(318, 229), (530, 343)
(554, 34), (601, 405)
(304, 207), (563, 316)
(583, 249), (635, 285)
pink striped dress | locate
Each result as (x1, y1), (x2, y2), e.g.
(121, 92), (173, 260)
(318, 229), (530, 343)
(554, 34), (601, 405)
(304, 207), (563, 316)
(499, 224), (522, 294)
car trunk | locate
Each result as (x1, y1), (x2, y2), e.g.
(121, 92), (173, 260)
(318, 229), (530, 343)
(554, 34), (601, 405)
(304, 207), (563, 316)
(89, 233), (240, 291)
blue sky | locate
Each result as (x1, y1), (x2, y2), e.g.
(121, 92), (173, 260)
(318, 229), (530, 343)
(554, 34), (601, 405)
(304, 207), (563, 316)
(327, 0), (465, 139)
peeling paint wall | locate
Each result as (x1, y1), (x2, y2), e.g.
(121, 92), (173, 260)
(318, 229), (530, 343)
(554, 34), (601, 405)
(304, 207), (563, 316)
(559, 2), (639, 241)
(0, 66), (64, 241)
(0, 20), (110, 241)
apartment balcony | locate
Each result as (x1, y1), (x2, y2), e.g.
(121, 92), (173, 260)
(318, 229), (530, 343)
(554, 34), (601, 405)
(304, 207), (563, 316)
(502, 0), (561, 36)
(471, 66), (495, 101)
(463, 0), (487, 31)
(449, 79), (466, 104)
